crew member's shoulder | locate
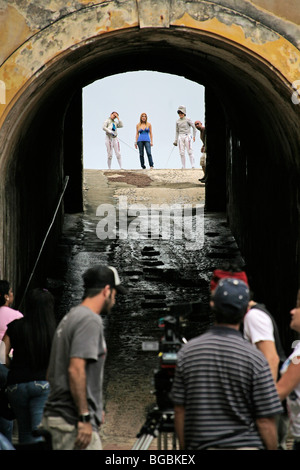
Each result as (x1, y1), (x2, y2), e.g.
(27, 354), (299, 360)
(245, 306), (272, 324)
(65, 305), (101, 323)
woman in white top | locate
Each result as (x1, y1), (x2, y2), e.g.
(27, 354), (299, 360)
(102, 111), (124, 169)
(277, 302), (300, 450)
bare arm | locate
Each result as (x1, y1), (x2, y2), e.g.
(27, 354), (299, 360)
(277, 358), (300, 400)
(255, 416), (278, 450)
(149, 123), (153, 145)
(256, 340), (279, 382)
(135, 125), (139, 147)
(68, 357), (92, 449)
(174, 405), (185, 449)
(2, 334), (11, 367)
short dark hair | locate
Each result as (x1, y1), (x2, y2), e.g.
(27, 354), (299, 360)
(0, 280), (10, 307)
(212, 304), (247, 325)
(82, 287), (104, 300)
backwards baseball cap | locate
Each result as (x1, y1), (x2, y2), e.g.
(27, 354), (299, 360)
(210, 269), (249, 292)
(212, 277), (250, 318)
(83, 265), (127, 294)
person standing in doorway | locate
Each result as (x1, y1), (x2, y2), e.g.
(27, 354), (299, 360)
(195, 120), (206, 182)
(173, 106), (196, 169)
(42, 265), (126, 450)
(102, 112), (123, 169)
(135, 112), (154, 169)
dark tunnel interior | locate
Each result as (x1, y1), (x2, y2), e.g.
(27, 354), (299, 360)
(2, 27), (300, 351)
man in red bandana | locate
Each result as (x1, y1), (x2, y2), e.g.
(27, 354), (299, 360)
(210, 266), (281, 381)
(210, 265), (288, 449)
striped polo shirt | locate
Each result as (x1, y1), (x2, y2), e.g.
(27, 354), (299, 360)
(170, 325), (283, 450)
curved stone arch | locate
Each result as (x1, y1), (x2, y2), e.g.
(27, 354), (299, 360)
(0, 0), (299, 130)
(0, 0), (299, 176)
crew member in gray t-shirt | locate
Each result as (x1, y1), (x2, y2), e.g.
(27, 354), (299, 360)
(42, 265), (127, 450)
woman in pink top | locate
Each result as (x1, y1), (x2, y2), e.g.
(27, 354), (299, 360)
(0, 280), (22, 442)
(0, 280), (23, 340)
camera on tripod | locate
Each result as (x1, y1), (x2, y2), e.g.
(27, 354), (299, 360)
(133, 301), (209, 449)
(153, 314), (185, 410)
(142, 301), (209, 410)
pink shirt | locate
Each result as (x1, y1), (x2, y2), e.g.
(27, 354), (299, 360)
(0, 306), (23, 340)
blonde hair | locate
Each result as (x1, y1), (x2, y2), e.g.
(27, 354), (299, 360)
(138, 113), (149, 127)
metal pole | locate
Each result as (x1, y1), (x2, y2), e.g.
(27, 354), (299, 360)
(117, 136), (138, 153)
(165, 145), (175, 167)
(18, 176), (69, 308)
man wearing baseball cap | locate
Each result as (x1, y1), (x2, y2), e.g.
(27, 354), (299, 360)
(171, 277), (283, 450)
(42, 265), (126, 450)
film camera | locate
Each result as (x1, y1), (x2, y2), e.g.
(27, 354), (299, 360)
(132, 301), (209, 450)
(143, 301), (209, 410)
(152, 314), (185, 410)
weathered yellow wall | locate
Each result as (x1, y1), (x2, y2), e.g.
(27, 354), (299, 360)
(0, 0), (300, 129)
(0, 1), (139, 125)
(251, 0), (300, 24)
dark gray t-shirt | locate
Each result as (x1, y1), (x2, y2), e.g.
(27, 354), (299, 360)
(44, 305), (107, 429)
(171, 326), (283, 449)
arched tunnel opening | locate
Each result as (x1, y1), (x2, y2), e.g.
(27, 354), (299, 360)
(1, 28), (300, 353)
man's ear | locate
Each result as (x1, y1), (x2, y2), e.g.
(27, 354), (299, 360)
(103, 285), (111, 298)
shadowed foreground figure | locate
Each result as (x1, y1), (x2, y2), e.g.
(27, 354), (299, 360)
(171, 277), (283, 450)
(42, 265), (126, 450)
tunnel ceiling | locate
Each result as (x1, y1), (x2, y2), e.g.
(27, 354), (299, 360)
(3, 26), (299, 175)
(1, 0), (300, 172)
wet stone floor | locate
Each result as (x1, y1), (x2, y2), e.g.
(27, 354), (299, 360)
(46, 169), (246, 450)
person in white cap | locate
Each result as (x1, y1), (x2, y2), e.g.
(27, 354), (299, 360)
(102, 112), (124, 169)
(42, 265), (126, 450)
(173, 106), (196, 169)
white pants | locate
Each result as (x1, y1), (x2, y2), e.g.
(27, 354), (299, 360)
(105, 135), (122, 169)
(178, 134), (195, 168)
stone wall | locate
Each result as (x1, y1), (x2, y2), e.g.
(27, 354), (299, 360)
(0, 1), (299, 346)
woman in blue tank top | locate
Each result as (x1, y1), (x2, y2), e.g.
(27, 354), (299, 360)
(135, 113), (154, 169)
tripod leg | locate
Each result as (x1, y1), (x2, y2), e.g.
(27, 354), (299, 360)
(142, 435), (154, 450)
(132, 434), (154, 450)
(172, 432), (177, 449)
(132, 435), (147, 450)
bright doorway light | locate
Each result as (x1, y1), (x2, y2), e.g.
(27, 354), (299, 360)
(83, 71), (205, 170)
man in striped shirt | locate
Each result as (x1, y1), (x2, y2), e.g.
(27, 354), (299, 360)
(170, 278), (283, 450)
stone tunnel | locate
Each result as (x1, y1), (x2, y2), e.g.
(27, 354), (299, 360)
(0, 0), (300, 350)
